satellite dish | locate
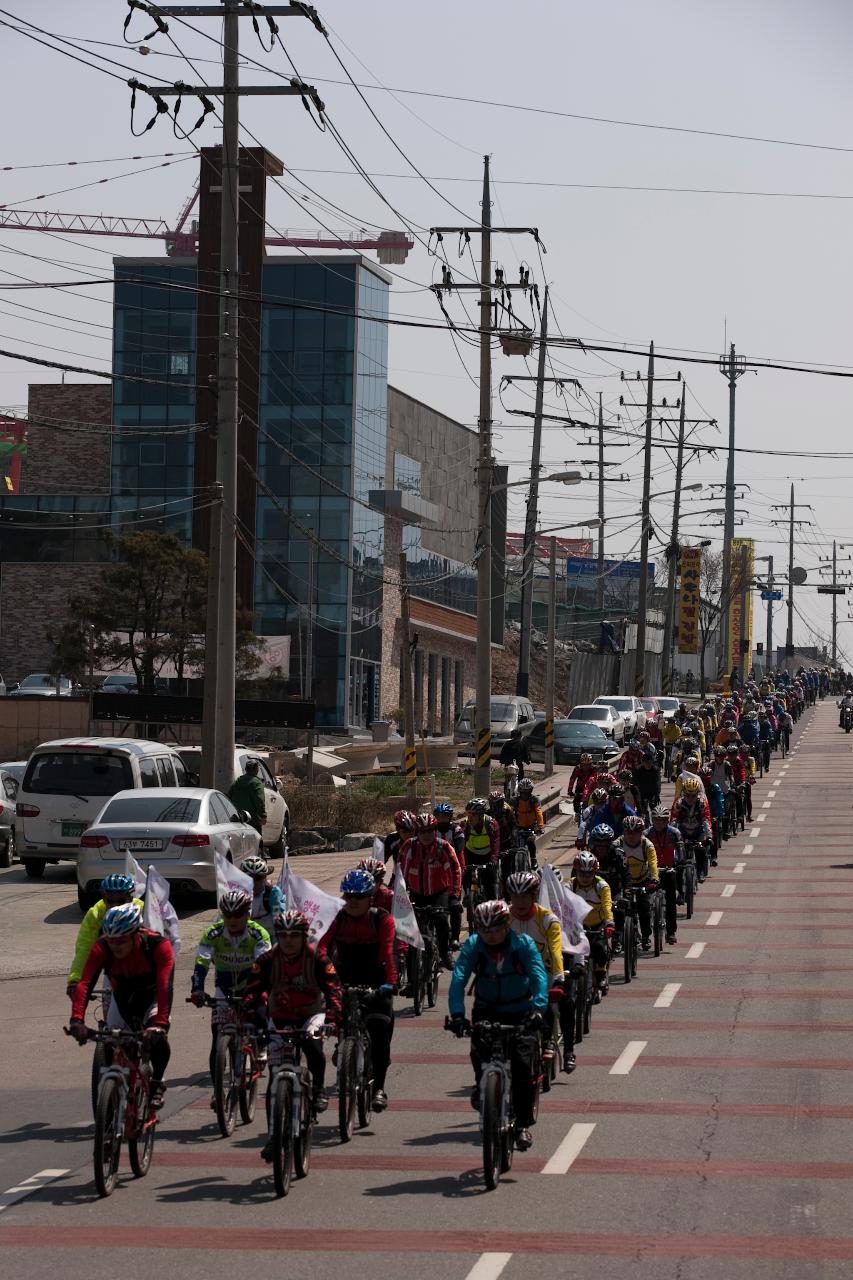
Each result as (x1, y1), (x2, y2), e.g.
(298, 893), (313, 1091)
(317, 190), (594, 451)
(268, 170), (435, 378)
(791, 566), (807, 586)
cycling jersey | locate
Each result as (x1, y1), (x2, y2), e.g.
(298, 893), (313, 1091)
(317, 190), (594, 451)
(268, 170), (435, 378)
(710, 761), (733, 795)
(662, 721), (682, 746)
(704, 780), (726, 820)
(587, 801), (636, 840)
(509, 902), (563, 977)
(672, 797), (712, 842)
(646, 824), (684, 868)
(582, 771), (618, 804)
(72, 929), (174, 1028)
(485, 805), (514, 851)
(322, 907), (397, 988)
(568, 764), (597, 797)
(68, 895), (145, 984)
(192, 920), (271, 996)
(246, 942), (342, 1026)
(449, 930), (548, 1018)
(570, 875), (614, 928)
(617, 835), (659, 885)
(251, 883), (286, 934)
(398, 836), (461, 898)
(464, 815), (500, 862)
(633, 763), (661, 802)
(514, 797), (544, 833)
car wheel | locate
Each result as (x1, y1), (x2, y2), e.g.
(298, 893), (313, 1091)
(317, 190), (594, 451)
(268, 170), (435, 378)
(0, 827), (12, 869)
(23, 859), (45, 879)
(268, 827), (285, 858)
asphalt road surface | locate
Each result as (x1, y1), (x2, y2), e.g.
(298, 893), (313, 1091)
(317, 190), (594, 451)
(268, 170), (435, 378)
(4, 704), (853, 1279)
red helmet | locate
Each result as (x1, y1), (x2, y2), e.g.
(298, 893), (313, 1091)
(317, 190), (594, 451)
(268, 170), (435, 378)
(416, 812), (438, 833)
(573, 851), (599, 874)
(394, 810), (417, 833)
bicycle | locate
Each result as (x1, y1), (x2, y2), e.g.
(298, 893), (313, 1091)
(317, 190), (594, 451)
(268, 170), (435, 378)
(336, 985), (376, 1144)
(464, 863), (494, 935)
(618, 891), (639, 983)
(511, 829), (535, 875)
(189, 994), (264, 1138)
(649, 885), (665, 956)
(503, 764), (519, 802)
(266, 1023), (334, 1197)
(66, 1025), (158, 1198)
(407, 905), (444, 1016)
(571, 960), (594, 1041)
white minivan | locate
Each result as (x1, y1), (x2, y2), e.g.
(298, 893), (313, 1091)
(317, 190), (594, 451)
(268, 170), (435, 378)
(16, 737), (194, 879)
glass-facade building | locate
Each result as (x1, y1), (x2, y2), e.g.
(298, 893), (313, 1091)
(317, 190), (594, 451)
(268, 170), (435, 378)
(110, 255), (390, 728)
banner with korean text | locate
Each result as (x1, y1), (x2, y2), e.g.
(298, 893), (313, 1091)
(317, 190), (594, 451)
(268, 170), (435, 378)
(677, 546), (701, 654)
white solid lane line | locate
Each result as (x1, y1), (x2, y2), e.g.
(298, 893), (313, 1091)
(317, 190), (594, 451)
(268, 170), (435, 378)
(0, 1169), (69, 1214)
(743, 844), (754, 855)
(654, 983), (682, 1009)
(757, 814), (767, 823)
(706, 911), (723, 926)
(750, 828), (761, 837)
(686, 942), (706, 958)
(541, 1122), (596, 1175)
(465, 1254), (513, 1280)
(610, 1040), (647, 1075)
(733, 862), (746, 874)
(761, 801), (772, 809)
(721, 884), (737, 897)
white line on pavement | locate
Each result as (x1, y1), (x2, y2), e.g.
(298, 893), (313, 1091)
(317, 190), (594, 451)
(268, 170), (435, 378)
(750, 828), (761, 837)
(465, 1254), (513, 1280)
(706, 911), (723, 926)
(0, 1169), (69, 1215)
(686, 942), (706, 958)
(721, 884), (737, 897)
(541, 1122), (596, 1175)
(654, 983), (682, 1008)
(733, 862), (746, 874)
(743, 844), (754, 855)
(757, 814), (767, 823)
(610, 1040), (647, 1075)
(768, 791), (777, 798)
(761, 801), (772, 809)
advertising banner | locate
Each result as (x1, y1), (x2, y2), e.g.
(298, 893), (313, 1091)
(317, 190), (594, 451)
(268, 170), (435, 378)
(728, 538), (754, 672)
(677, 546), (701, 654)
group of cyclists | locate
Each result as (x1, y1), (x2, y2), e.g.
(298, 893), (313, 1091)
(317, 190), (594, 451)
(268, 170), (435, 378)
(64, 669), (815, 1176)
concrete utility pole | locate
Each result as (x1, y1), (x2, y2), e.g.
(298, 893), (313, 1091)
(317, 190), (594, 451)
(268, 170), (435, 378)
(544, 537), (556, 778)
(833, 540), (838, 665)
(516, 286), (548, 699)
(660, 394), (686, 696)
(155, 2), (322, 791)
(305, 541), (315, 785)
(633, 344), (655, 696)
(718, 343), (746, 677)
(399, 553), (418, 805)
(766, 554), (774, 670)
(786, 482), (795, 652)
(596, 393), (605, 615)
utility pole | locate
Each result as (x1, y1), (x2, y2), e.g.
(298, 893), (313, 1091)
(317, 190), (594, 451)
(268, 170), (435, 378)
(786, 482), (795, 653)
(596, 393), (605, 615)
(544, 537), (556, 778)
(660, 395), (686, 696)
(833, 539), (838, 665)
(305, 542), (315, 785)
(153, 3), (322, 791)
(718, 344), (747, 679)
(399, 553), (418, 806)
(633, 344), (655, 697)
(766, 554), (774, 670)
(516, 286), (548, 698)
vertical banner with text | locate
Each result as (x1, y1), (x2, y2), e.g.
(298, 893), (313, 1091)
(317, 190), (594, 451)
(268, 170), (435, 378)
(729, 538), (754, 673)
(677, 546), (701, 654)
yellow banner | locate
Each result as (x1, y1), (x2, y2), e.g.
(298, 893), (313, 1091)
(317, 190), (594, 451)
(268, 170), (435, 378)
(728, 538), (754, 673)
(678, 546), (701, 654)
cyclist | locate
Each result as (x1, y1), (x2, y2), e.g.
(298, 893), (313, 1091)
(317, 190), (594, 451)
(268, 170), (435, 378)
(398, 812), (461, 967)
(434, 802), (467, 946)
(68, 903), (174, 1109)
(67, 872), (144, 999)
(462, 797), (501, 900)
(588, 782), (637, 841)
(672, 777), (713, 874)
(448, 898), (548, 1152)
(576, 786), (608, 848)
(674, 753), (705, 800)
(646, 805), (684, 943)
(506, 870), (575, 1074)
(632, 746), (661, 822)
(243, 909), (342, 1157)
(241, 855), (285, 935)
(568, 753), (598, 819)
(321, 868), (397, 1113)
(357, 856), (393, 911)
(757, 707), (775, 771)
(840, 690), (853, 729)
(190, 890), (271, 1092)
(622, 738), (645, 774)
(616, 767), (643, 814)
(487, 789), (518, 888)
(513, 778), (544, 857)
(709, 746), (735, 837)
(384, 809), (417, 867)
(499, 727), (531, 780)
(570, 851), (614, 1000)
(662, 715), (682, 777)
(614, 814), (659, 951)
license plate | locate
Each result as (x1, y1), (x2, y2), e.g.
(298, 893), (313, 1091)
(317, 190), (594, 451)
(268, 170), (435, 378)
(62, 822), (88, 838)
(120, 839), (162, 852)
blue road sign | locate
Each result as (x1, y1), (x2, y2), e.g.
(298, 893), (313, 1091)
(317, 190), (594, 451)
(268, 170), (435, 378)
(760, 590), (783, 601)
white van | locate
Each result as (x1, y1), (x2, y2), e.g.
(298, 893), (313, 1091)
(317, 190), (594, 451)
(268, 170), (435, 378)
(16, 737), (193, 879)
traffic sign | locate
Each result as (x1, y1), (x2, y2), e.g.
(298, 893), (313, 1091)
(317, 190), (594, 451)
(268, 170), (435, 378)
(817, 586), (847, 595)
(760, 590), (783, 601)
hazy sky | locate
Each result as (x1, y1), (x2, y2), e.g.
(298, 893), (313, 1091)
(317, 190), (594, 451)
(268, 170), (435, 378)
(2, 1), (853, 658)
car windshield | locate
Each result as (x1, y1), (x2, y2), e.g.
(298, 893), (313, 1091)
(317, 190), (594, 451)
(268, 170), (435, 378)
(490, 701), (516, 719)
(100, 796), (201, 824)
(104, 675), (135, 687)
(21, 675), (69, 690)
(656, 698), (680, 712)
(599, 698), (632, 711)
(572, 707), (607, 720)
(554, 723), (606, 740)
(24, 752), (133, 797)
(641, 700), (657, 712)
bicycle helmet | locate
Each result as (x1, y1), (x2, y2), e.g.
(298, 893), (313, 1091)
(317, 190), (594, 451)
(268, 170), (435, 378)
(240, 855), (269, 878)
(685, 754), (701, 768)
(518, 778), (534, 795)
(466, 797), (487, 814)
(473, 899), (511, 930)
(357, 856), (387, 882)
(219, 889), (252, 917)
(650, 805), (669, 820)
(506, 870), (540, 895)
(393, 809), (417, 832)
(433, 802), (454, 818)
(590, 822), (615, 843)
(681, 776), (702, 796)
(100, 873), (135, 896)
(701, 763), (713, 776)
(340, 868), (375, 897)
(607, 783), (624, 798)
(552, 866), (563, 882)
(628, 738), (639, 749)
(590, 787), (608, 806)
(713, 745), (725, 757)
(579, 752), (593, 766)
(642, 745), (656, 759)
(416, 812), (438, 832)
(573, 851), (599, 874)
(101, 902), (142, 937)
(273, 909), (310, 935)
(487, 790), (504, 805)
(623, 814), (645, 833)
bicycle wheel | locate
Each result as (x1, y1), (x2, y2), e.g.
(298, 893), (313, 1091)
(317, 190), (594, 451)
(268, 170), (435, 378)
(337, 1036), (357, 1143)
(630, 920), (639, 978)
(213, 1032), (238, 1138)
(356, 1034), (373, 1128)
(127, 1077), (155, 1179)
(90, 1040), (105, 1119)
(271, 1073), (294, 1198)
(239, 1045), (259, 1125)
(410, 947), (424, 1017)
(583, 979), (593, 1035)
(573, 973), (585, 1045)
(426, 946), (441, 1009)
(514, 846), (531, 875)
(93, 1076), (123, 1198)
(294, 1082), (313, 1179)
(685, 866), (695, 920)
(622, 916), (633, 983)
(653, 894), (664, 957)
(481, 1071), (502, 1191)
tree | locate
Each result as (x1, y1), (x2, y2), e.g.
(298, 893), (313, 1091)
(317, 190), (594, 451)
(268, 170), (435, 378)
(46, 531), (262, 694)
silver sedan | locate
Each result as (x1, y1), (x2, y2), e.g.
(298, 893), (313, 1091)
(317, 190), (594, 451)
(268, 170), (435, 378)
(75, 787), (261, 911)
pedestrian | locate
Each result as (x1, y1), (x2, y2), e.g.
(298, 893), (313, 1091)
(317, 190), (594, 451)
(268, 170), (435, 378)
(228, 759), (267, 836)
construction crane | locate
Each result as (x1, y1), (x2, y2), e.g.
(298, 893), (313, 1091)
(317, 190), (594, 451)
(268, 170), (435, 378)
(0, 181), (414, 264)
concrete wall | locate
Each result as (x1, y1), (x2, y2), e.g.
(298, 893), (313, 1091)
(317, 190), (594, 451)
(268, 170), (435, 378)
(0, 563), (105, 685)
(563, 650), (664, 709)
(25, 384), (112, 494)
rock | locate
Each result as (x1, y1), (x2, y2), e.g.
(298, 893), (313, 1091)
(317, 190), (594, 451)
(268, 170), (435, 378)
(339, 832), (378, 851)
(288, 828), (326, 850)
(314, 825), (342, 842)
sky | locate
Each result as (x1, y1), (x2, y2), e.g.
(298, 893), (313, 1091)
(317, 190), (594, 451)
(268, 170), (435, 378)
(1, 1), (853, 660)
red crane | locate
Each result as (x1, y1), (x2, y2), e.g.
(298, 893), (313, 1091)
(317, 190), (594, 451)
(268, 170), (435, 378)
(0, 182), (414, 264)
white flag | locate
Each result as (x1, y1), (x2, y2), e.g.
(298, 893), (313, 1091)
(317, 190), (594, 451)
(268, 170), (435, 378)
(390, 866), (424, 950)
(143, 864), (181, 954)
(372, 835), (386, 862)
(281, 858), (344, 945)
(124, 850), (146, 897)
(214, 850), (254, 902)
(539, 863), (590, 958)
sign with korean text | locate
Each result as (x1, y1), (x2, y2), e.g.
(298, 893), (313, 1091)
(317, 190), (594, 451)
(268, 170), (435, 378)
(677, 546), (701, 654)
(728, 538), (754, 672)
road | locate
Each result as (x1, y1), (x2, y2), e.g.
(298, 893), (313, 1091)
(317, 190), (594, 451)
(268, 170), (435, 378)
(4, 704), (853, 1278)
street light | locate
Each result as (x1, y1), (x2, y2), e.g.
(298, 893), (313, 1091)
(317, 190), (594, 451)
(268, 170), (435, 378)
(499, 470), (582, 492)
(652, 482), (703, 499)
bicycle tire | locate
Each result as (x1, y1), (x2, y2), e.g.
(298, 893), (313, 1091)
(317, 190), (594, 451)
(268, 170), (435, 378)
(271, 1072), (294, 1198)
(356, 1033), (373, 1129)
(90, 1040), (105, 1119)
(93, 1075), (123, 1198)
(583, 982), (592, 1035)
(238, 1045), (259, 1125)
(481, 1071), (502, 1191)
(127, 1076), (155, 1179)
(622, 916), (633, 984)
(653, 893), (664, 957)
(294, 1082), (313, 1179)
(426, 948), (440, 1009)
(630, 920), (639, 978)
(530, 1038), (541, 1126)
(337, 1036), (357, 1143)
(213, 1032), (238, 1138)
(685, 865), (695, 920)
(410, 948), (424, 1017)
(574, 973), (585, 1044)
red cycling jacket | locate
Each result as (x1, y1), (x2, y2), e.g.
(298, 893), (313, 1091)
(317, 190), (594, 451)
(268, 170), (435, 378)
(398, 835), (462, 898)
(72, 929), (174, 1028)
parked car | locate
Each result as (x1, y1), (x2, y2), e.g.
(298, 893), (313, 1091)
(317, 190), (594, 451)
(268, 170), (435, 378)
(653, 696), (681, 721)
(9, 673), (73, 698)
(15, 737), (193, 879)
(98, 675), (170, 695)
(0, 768), (19, 868)
(640, 697), (662, 724)
(593, 695), (647, 737)
(526, 718), (622, 767)
(0, 761), (27, 785)
(76, 787), (261, 910)
(567, 703), (627, 744)
(454, 696), (537, 751)
(0, 673), (6, 697)
(177, 746), (289, 855)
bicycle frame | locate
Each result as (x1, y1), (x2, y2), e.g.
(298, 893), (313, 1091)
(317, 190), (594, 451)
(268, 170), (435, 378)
(89, 1030), (154, 1139)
